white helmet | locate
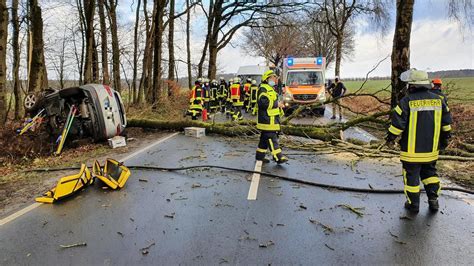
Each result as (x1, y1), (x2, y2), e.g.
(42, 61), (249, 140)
(251, 80), (257, 85)
(229, 78), (234, 83)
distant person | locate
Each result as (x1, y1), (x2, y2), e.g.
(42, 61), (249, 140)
(386, 69), (452, 213)
(327, 77), (347, 120)
(255, 70), (288, 164)
(218, 77), (228, 113)
(431, 78), (448, 104)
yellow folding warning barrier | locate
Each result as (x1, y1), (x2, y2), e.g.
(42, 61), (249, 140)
(35, 164), (94, 204)
(36, 159), (131, 204)
(93, 158), (131, 190)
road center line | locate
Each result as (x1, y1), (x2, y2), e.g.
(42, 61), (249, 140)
(0, 132), (180, 227)
(247, 160), (263, 200)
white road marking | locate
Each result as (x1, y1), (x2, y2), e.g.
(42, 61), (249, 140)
(0, 132), (180, 227)
(247, 160), (263, 200)
(0, 203), (42, 226)
(120, 132), (180, 163)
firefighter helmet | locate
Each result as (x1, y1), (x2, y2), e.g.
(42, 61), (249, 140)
(400, 69), (430, 85)
(251, 80), (257, 85)
(262, 70), (277, 81)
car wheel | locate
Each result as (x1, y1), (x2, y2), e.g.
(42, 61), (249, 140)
(24, 93), (41, 112)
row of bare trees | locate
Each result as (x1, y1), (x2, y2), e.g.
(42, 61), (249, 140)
(0, 0), (471, 124)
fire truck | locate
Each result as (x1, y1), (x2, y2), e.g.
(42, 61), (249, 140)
(281, 57), (326, 116)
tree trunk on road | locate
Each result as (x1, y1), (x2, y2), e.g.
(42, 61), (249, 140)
(390, 0), (414, 108)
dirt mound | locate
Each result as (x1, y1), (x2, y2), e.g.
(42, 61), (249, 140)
(0, 122), (56, 165)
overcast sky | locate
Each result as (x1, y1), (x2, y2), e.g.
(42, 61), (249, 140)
(33, 1), (474, 80)
(151, 0), (473, 78)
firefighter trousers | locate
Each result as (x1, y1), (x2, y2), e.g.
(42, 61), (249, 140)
(402, 161), (441, 205)
(256, 131), (283, 162)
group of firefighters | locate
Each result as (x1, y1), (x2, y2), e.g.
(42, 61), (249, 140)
(186, 77), (260, 121)
(187, 68), (452, 213)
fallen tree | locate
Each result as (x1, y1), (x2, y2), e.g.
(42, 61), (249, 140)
(128, 118), (338, 141)
(127, 118), (474, 162)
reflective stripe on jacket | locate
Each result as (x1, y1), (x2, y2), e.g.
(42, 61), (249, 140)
(389, 88), (452, 163)
(257, 83), (282, 131)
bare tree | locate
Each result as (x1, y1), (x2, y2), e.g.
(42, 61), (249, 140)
(0, 0), (7, 123)
(98, 0), (110, 84)
(11, 0), (21, 119)
(241, 15), (305, 68)
(319, 0), (388, 77)
(28, 0), (48, 93)
(167, 0), (175, 96)
(389, 0), (471, 107)
(105, 0), (121, 92)
(390, 0), (414, 108)
(83, 0), (96, 84)
(199, 1), (303, 79)
(186, 0), (192, 89)
(151, 0), (166, 105)
(132, 0), (141, 103)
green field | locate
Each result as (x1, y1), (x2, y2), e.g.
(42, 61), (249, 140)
(344, 77), (474, 104)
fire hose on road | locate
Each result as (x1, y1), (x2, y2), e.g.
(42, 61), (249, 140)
(29, 164), (474, 195)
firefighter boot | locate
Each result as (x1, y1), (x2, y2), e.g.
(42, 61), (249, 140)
(428, 199), (439, 212)
(276, 155), (289, 164)
(404, 192), (420, 214)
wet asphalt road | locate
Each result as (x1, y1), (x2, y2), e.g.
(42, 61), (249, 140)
(1, 133), (473, 265)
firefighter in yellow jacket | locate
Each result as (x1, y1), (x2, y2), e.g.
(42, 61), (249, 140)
(256, 70), (288, 164)
(386, 69), (452, 213)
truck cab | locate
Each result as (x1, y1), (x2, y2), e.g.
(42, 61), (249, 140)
(236, 65), (270, 85)
(281, 57), (326, 115)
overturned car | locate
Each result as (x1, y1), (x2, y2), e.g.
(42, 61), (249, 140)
(24, 84), (127, 142)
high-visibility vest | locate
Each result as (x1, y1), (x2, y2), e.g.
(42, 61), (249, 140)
(256, 83), (283, 131)
(190, 85), (203, 100)
(250, 85), (258, 103)
(244, 83), (251, 94)
(230, 83), (241, 100)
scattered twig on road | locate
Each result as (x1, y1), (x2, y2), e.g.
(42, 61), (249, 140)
(309, 218), (334, 233)
(388, 230), (399, 238)
(164, 213), (175, 219)
(324, 243), (335, 251)
(117, 231), (124, 237)
(60, 242), (87, 249)
(139, 178), (148, 182)
(338, 204), (365, 218)
(399, 215), (413, 221)
(140, 242), (156, 255)
(259, 240), (274, 248)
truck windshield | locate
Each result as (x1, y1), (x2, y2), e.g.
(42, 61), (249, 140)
(286, 71), (323, 86)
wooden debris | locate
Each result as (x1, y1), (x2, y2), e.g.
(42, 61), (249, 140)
(117, 232), (124, 237)
(164, 213), (175, 219)
(138, 179), (148, 182)
(399, 215), (413, 221)
(140, 242), (156, 255)
(324, 243), (335, 251)
(60, 242), (87, 249)
(338, 204), (365, 218)
(259, 240), (275, 248)
(192, 183), (202, 188)
(309, 218), (334, 233)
